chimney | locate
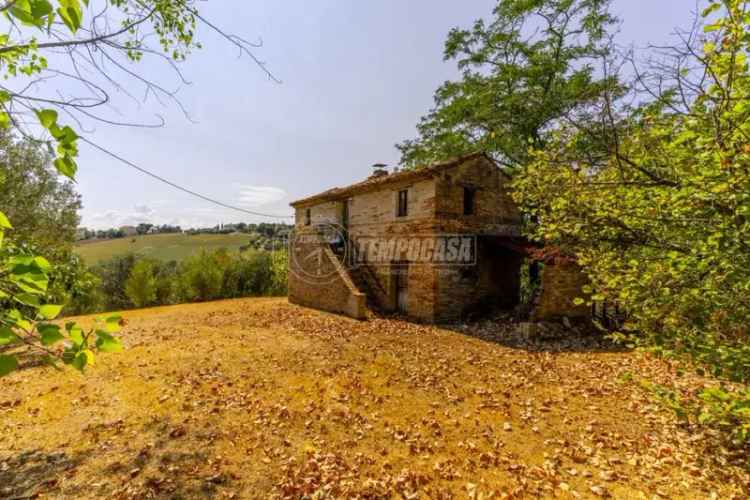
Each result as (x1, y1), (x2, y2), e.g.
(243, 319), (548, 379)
(370, 163), (388, 179)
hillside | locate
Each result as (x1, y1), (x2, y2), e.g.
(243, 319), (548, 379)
(1, 298), (746, 498)
(74, 233), (259, 265)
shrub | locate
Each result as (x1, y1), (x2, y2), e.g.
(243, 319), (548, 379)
(179, 251), (226, 302)
(93, 254), (138, 311)
(125, 259), (158, 308)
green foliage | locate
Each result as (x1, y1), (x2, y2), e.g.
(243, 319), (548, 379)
(0, 130), (81, 255)
(124, 259), (158, 308)
(512, 0), (750, 442)
(0, 214), (122, 378)
(74, 247), (288, 313)
(398, 0), (617, 168)
(92, 253), (138, 310)
(179, 250), (226, 302)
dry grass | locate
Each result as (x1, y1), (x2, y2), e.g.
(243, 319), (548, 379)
(1, 298), (748, 499)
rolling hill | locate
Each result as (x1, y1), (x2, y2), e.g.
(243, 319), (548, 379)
(75, 232), (259, 265)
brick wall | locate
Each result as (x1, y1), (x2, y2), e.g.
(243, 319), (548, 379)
(288, 236), (367, 320)
(289, 156), (525, 323)
(533, 261), (589, 321)
(434, 156), (521, 234)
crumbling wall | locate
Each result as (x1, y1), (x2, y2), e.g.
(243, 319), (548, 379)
(533, 261), (590, 321)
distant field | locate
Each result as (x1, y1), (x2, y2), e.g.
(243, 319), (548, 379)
(75, 232), (252, 265)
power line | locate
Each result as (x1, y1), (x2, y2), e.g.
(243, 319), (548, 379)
(80, 136), (294, 220)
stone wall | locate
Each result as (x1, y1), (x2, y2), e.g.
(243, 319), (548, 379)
(434, 156), (521, 235)
(289, 156), (526, 323)
(294, 200), (342, 229)
(434, 240), (522, 322)
(533, 261), (589, 321)
(288, 236), (367, 320)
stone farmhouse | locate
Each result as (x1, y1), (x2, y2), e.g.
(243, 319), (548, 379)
(288, 153), (587, 323)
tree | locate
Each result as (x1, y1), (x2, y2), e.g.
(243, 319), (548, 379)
(0, 130), (80, 254)
(92, 253), (137, 310)
(179, 250), (225, 302)
(0, 1), (274, 377)
(397, 0), (617, 169)
(512, 0), (750, 443)
(124, 259), (157, 308)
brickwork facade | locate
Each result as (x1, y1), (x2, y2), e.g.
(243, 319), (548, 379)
(289, 154), (528, 323)
(287, 235), (367, 319)
(289, 154), (591, 324)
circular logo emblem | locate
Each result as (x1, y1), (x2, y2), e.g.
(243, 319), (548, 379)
(288, 222), (351, 284)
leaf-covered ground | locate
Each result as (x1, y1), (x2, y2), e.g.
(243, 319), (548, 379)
(1, 298), (748, 499)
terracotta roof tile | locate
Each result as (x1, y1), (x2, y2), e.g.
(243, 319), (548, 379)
(290, 152), (491, 207)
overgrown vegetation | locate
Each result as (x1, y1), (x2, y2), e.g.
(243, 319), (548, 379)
(0, 0), (272, 377)
(405, 0), (750, 443)
(66, 249), (288, 314)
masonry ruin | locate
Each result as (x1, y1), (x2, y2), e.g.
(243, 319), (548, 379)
(288, 153), (586, 323)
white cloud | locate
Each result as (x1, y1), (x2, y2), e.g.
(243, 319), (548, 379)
(237, 186), (287, 207)
(133, 204), (156, 216)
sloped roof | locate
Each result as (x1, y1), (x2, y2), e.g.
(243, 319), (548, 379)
(290, 152), (495, 207)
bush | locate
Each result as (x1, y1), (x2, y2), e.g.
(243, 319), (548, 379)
(79, 247), (289, 313)
(93, 254), (138, 311)
(124, 259), (158, 308)
(154, 260), (179, 305)
(179, 251), (226, 302)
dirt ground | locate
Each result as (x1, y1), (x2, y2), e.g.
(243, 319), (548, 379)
(1, 298), (748, 499)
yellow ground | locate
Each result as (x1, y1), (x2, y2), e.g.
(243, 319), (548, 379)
(1, 298), (747, 499)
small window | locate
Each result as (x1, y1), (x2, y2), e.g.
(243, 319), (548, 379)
(305, 208), (311, 226)
(463, 187), (476, 215)
(397, 189), (408, 217)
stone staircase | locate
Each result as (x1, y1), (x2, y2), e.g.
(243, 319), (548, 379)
(348, 264), (388, 312)
(330, 241), (388, 313)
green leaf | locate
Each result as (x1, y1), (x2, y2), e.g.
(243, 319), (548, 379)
(14, 292), (40, 307)
(95, 330), (123, 353)
(9, 0), (45, 28)
(67, 323), (84, 347)
(38, 304), (62, 320)
(704, 22), (722, 33)
(38, 324), (64, 346)
(0, 355), (18, 377)
(29, 0), (53, 18)
(104, 315), (122, 333)
(35, 108), (58, 129)
(0, 327), (18, 346)
(32, 256), (51, 271)
(71, 350), (89, 372)
(53, 156), (77, 179)
(56, 0), (82, 33)
(701, 3), (722, 17)
(0, 211), (12, 229)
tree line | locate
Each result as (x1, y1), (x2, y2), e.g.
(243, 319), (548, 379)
(77, 222), (292, 241)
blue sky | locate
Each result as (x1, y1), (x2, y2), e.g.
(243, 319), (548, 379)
(76, 0), (697, 229)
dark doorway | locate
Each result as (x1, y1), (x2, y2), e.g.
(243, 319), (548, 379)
(393, 263), (409, 313)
